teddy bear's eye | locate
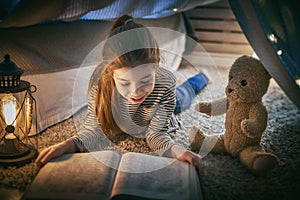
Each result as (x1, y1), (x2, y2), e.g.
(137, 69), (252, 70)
(241, 80), (247, 86)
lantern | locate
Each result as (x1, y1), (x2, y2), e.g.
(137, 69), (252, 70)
(0, 54), (38, 167)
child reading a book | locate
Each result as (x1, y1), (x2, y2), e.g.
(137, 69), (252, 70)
(35, 15), (208, 172)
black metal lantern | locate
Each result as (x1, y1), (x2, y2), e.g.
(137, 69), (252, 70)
(0, 54), (38, 167)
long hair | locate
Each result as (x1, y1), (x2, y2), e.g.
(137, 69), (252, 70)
(95, 15), (160, 137)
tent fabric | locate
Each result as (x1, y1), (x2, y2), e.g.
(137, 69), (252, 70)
(23, 66), (96, 134)
(0, 0), (220, 28)
(229, 0), (300, 109)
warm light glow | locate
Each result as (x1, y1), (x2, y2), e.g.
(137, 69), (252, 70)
(25, 97), (33, 135)
(277, 50), (283, 55)
(1, 94), (17, 126)
(296, 79), (300, 87)
(268, 33), (277, 43)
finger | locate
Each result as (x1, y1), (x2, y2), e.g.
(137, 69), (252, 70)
(190, 154), (204, 174)
(179, 152), (195, 165)
(35, 148), (51, 168)
(40, 147), (58, 164)
(35, 147), (51, 163)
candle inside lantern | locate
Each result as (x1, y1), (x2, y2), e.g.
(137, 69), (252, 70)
(1, 94), (17, 126)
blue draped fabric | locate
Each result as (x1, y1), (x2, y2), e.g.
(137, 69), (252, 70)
(79, 0), (198, 20)
(0, 0), (220, 27)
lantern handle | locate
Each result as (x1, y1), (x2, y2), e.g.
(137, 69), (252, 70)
(29, 85), (37, 93)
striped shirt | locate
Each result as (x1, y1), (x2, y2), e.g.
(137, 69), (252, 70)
(72, 66), (179, 155)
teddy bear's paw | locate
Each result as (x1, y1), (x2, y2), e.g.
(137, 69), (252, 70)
(253, 154), (279, 174)
(195, 102), (212, 115)
(189, 126), (205, 153)
(241, 119), (256, 138)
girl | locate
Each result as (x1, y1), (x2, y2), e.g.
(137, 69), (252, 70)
(36, 15), (208, 172)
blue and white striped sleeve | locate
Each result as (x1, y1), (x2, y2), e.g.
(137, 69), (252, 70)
(146, 70), (177, 156)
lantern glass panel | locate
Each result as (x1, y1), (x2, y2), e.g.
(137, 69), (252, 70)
(0, 91), (33, 143)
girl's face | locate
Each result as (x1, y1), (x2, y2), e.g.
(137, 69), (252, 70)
(113, 64), (156, 104)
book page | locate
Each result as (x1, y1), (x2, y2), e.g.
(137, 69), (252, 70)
(24, 151), (121, 200)
(110, 152), (201, 200)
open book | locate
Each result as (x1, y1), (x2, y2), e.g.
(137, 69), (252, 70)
(23, 151), (202, 200)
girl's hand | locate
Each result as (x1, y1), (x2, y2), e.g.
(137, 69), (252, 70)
(35, 138), (77, 168)
(171, 145), (203, 173)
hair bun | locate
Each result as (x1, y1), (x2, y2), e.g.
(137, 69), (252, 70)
(124, 18), (133, 25)
(110, 15), (134, 33)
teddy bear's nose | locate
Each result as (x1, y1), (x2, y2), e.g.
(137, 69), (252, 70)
(228, 88), (233, 93)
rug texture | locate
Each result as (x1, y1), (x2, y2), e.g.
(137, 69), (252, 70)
(0, 63), (299, 200)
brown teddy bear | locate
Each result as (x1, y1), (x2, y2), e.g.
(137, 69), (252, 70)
(189, 55), (279, 175)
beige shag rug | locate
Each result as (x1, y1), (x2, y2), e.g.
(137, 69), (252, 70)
(1, 63), (300, 200)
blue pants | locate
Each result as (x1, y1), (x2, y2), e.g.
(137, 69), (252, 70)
(174, 73), (208, 114)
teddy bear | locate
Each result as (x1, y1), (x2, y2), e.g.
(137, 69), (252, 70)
(189, 55), (279, 175)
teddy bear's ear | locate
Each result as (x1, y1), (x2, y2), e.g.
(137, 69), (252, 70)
(256, 58), (272, 80)
(234, 55), (272, 80)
